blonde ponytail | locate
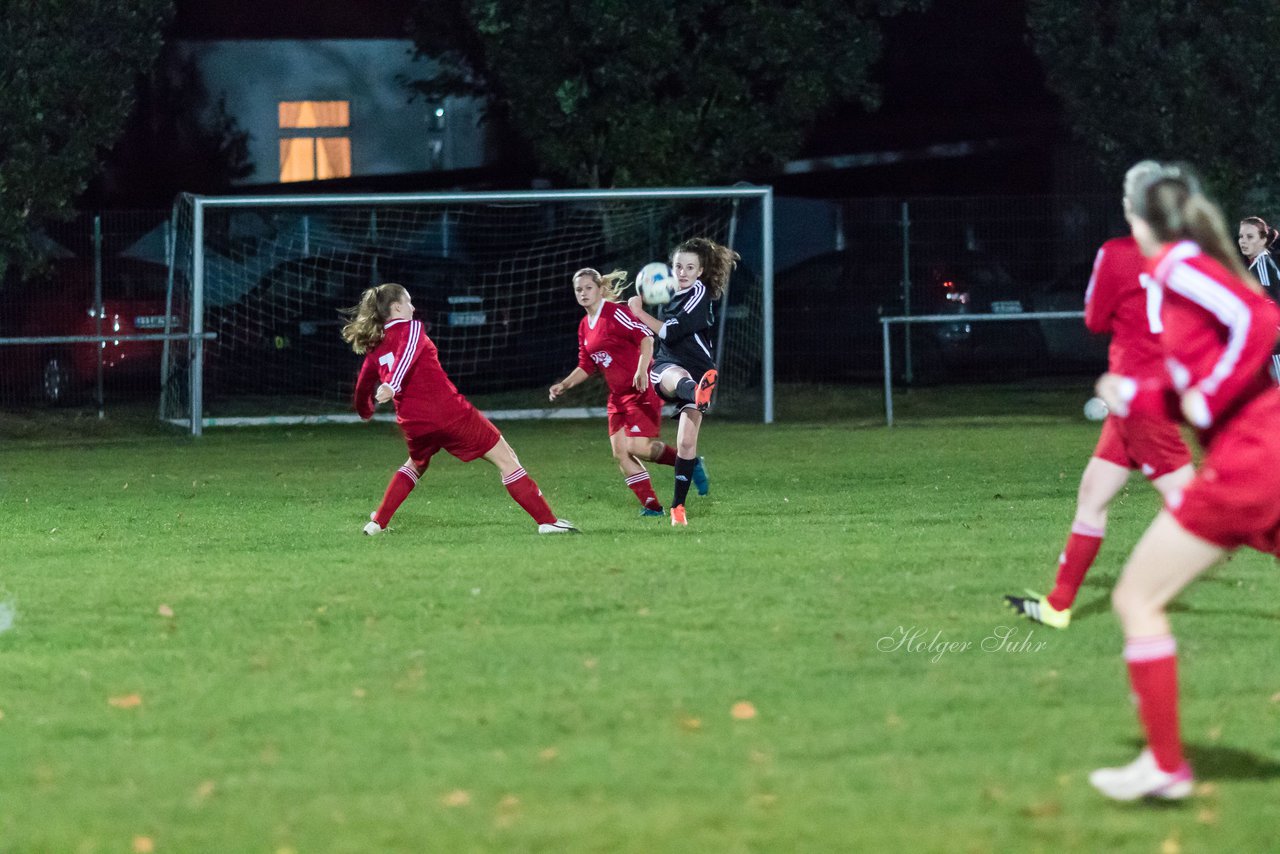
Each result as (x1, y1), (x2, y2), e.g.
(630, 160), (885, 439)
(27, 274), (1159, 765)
(341, 283), (409, 354)
(572, 267), (629, 302)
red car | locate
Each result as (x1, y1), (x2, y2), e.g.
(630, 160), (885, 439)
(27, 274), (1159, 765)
(5, 257), (176, 404)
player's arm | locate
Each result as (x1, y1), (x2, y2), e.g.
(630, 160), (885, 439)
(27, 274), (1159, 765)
(626, 296), (665, 334)
(634, 336), (653, 391)
(353, 356), (381, 420)
(1167, 267), (1278, 428)
(1096, 372), (1180, 422)
(549, 367), (591, 401)
(384, 320), (426, 395)
(1083, 246), (1117, 334)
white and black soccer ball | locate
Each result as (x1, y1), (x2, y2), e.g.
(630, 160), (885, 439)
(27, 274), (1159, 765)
(637, 262), (675, 305)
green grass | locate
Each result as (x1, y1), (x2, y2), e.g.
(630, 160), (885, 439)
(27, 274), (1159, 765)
(1, 391), (1278, 852)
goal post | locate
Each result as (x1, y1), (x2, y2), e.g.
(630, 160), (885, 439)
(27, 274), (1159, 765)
(161, 187), (774, 435)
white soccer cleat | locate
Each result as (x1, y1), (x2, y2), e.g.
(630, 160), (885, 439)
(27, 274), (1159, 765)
(1088, 749), (1193, 801)
(363, 515), (385, 536)
(538, 519), (581, 534)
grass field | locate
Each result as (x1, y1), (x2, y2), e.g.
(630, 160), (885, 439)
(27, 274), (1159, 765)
(2, 384), (1278, 852)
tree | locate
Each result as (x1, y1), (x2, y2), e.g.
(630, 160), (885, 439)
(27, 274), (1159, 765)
(0, 0), (173, 278)
(1028, 0), (1280, 213)
(82, 43), (253, 208)
(407, 0), (928, 187)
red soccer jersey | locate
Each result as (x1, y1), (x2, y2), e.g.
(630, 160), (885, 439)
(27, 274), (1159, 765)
(1084, 236), (1166, 379)
(353, 318), (473, 429)
(576, 302), (660, 411)
(1128, 241), (1280, 442)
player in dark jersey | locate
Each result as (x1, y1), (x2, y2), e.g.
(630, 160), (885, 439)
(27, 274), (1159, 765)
(343, 283), (578, 535)
(549, 268), (684, 516)
(1237, 215), (1280, 380)
(627, 237), (739, 526)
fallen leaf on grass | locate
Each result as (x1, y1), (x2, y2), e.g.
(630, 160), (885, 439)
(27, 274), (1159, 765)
(442, 789), (471, 807)
(1161, 835), (1181, 854)
(157, 604), (174, 618)
(1020, 800), (1061, 818)
(731, 701), (757, 720)
(108, 694), (143, 709)
(132, 836), (154, 853)
(679, 716), (702, 731)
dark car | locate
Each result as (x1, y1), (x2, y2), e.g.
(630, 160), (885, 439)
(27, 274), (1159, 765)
(2, 257), (176, 404)
(1028, 260), (1109, 370)
(775, 247), (1047, 383)
(207, 251), (508, 397)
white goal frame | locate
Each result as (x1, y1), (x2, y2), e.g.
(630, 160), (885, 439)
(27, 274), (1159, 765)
(879, 310), (1085, 426)
(167, 186), (774, 435)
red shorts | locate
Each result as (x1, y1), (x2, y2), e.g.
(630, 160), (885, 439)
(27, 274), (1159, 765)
(1093, 413), (1192, 480)
(402, 406), (501, 470)
(1169, 397), (1280, 553)
(607, 391), (662, 438)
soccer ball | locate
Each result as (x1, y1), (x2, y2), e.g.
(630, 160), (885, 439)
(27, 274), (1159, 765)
(637, 262), (675, 305)
(1083, 396), (1109, 421)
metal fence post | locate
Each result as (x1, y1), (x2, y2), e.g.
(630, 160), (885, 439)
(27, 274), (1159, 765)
(93, 214), (104, 419)
(901, 201), (912, 384)
(882, 318), (893, 427)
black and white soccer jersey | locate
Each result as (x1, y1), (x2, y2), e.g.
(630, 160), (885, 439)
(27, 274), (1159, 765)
(651, 279), (716, 378)
(1248, 251), (1280, 304)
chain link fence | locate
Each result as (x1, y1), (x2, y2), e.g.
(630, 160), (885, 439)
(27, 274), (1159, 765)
(2, 195), (1129, 422)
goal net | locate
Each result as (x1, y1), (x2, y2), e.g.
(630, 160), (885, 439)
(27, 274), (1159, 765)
(160, 188), (774, 434)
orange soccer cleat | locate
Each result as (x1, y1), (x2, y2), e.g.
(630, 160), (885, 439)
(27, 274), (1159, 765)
(694, 369), (718, 411)
(670, 505), (688, 527)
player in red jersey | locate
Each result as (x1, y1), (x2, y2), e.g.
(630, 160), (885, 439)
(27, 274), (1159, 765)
(1087, 166), (1280, 800)
(342, 283), (578, 535)
(1005, 161), (1194, 628)
(548, 268), (685, 517)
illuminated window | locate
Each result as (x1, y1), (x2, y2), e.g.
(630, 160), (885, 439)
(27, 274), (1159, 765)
(279, 100), (352, 182)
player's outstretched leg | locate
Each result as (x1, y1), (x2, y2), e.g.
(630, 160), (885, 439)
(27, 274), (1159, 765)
(485, 437), (579, 533)
(365, 461), (421, 535)
(615, 434), (663, 516)
(1003, 591), (1071, 629)
(692, 456), (710, 496)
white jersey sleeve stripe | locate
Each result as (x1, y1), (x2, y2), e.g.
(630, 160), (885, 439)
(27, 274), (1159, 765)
(680, 281), (706, 313)
(1164, 263), (1252, 397)
(389, 320), (420, 392)
(1083, 246), (1105, 307)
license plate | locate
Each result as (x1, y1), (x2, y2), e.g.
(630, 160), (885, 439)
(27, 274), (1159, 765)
(990, 300), (1023, 314)
(134, 315), (179, 328)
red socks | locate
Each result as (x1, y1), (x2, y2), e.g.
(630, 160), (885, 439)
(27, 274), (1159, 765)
(625, 470), (662, 511)
(502, 467), (557, 525)
(374, 465), (419, 528)
(1046, 521), (1104, 611)
(1125, 635), (1186, 773)
(655, 445), (678, 467)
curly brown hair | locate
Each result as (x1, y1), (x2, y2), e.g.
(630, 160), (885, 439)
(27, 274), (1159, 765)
(671, 237), (739, 299)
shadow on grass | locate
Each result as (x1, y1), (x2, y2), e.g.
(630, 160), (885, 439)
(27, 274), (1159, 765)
(1187, 743), (1280, 781)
